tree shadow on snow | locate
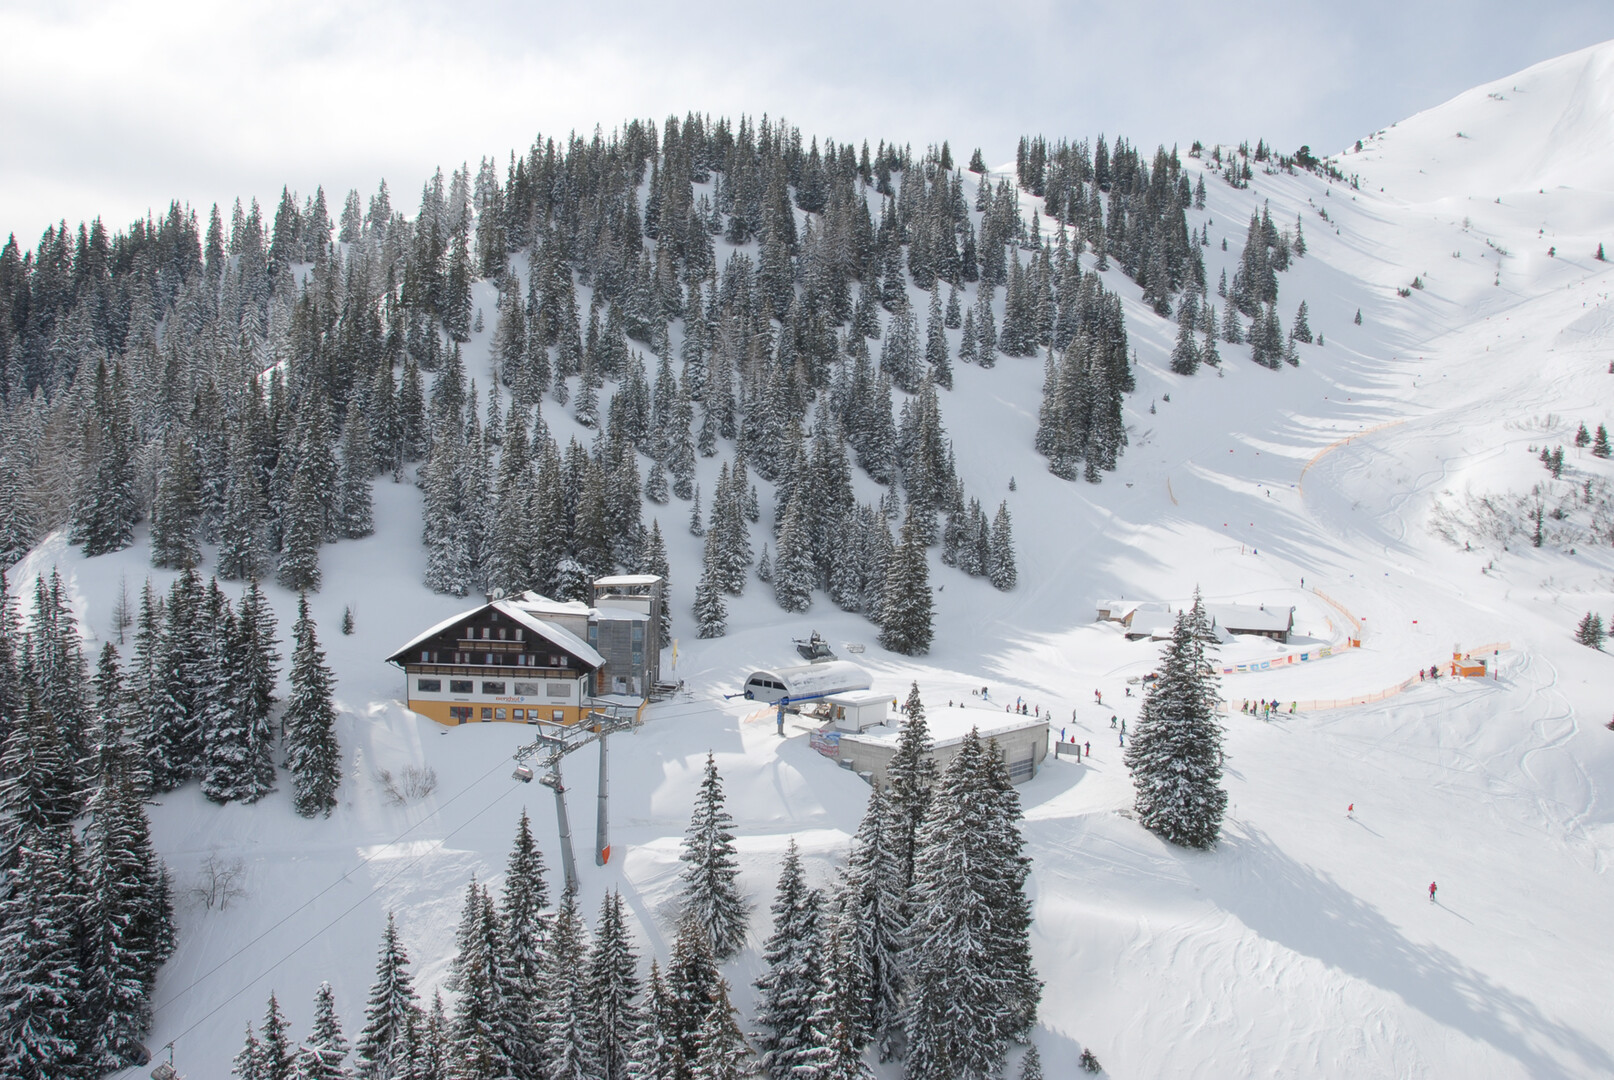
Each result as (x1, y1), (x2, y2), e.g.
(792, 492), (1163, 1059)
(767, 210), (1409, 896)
(1185, 824), (1610, 1077)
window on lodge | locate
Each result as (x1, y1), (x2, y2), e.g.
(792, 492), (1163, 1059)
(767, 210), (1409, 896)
(482, 681), (506, 694)
(449, 679), (473, 694)
(417, 678), (442, 692)
(449, 706), (472, 723)
(513, 682), (540, 696)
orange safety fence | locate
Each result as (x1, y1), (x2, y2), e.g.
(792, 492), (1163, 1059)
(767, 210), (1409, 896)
(1309, 586), (1363, 638)
(1219, 643), (1512, 714)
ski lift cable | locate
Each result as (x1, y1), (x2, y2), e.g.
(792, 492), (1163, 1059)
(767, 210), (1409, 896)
(153, 775), (523, 1063)
(142, 692), (730, 1069)
(149, 748), (517, 1019)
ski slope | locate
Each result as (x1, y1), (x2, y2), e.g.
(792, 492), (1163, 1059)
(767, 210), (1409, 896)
(13, 39), (1614, 1080)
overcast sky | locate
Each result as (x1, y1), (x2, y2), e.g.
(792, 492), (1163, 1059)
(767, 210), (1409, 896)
(2, 0), (1611, 246)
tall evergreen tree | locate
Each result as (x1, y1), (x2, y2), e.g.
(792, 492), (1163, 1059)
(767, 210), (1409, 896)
(70, 359), (139, 557)
(541, 891), (593, 1080)
(986, 501), (1017, 591)
(236, 580), (281, 802)
(447, 882), (515, 1080)
(693, 553), (727, 640)
(1124, 591), (1227, 848)
(336, 413), (376, 539)
(678, 752), (747, 959)
(150, 432), (204, 569)
(840, 785), (905, 1060)
(903, 730), (1039, 1080)
(690, 981), (752, 1080)
(0, 825), (83, 1080)
(284, 594), (340, 818)
(584, 889), (643, 1080)
(878, 508), (932, 655)
(754, 839), (824, 1080)
(353, 914), (421, 1080)
(293, 982), (352, 1080)
(772, 498), (815, 613)
(253, 991), (298, 1080)
(278, 464), (326, 593)
(885, 682), (937, 892)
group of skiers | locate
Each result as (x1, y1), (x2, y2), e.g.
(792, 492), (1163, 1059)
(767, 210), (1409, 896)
(1241, 698), (1294, 719)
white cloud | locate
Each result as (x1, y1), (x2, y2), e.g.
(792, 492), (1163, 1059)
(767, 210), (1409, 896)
(2, 0), (1610, 243)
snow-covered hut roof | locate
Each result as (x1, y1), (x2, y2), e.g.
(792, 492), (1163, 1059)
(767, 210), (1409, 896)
(385, 599), (604, 670)
(492, 599), (604, 668)
(1209, 604), (1294, 634)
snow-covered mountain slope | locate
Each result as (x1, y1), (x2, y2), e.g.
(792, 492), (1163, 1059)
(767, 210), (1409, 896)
(14, 40), (1614, 1080)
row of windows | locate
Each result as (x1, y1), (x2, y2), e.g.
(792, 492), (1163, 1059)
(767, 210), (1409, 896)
(449, 706), (566, 723)
(418, 649), (570, 667)
(465, 625), (523, 640)
(417, 678), (574, 698)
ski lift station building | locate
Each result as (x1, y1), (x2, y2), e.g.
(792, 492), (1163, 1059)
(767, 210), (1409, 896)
(742, 660), (872, 705)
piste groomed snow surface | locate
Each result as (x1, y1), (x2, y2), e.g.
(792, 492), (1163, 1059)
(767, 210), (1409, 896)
(13, 39), (1614, 1080)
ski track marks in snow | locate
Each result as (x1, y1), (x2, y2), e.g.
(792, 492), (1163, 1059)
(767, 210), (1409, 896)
(9, 39), (1614, 1080)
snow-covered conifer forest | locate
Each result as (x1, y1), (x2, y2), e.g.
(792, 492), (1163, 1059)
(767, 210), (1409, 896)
(3, 36), (1614, 1080)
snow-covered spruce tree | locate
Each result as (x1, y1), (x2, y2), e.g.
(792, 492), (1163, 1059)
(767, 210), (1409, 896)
(878, 508), (932, 656)
(201, 581), (256, 804)
(886, 682), (938, 893)
(238, 991), (296, 1080)
(1291, 300), (1313, 344)
(419, 994), (451, 1078)
(447, 882), (517, 1080)
(499, 807), (551, 1011)
(902, 729), (1039, 1080)
(278, 464), (326, 593)
(151, 432), (203, 570)
(285, 594), (341, 818)
(772, 498), (815, 613)
(754, 839), (824, 1080)
(81, 757), (173, 1071)
(336, 412), (376, 539)
(1018, 1044), (1044, 1080)
(693, 551), (728, 640)
(837, 787), (904, 1061)
(678, 751), (747, 959)
(1575, 612), (1605, 649)
(237, 1022), (267, 1080)
(540, 891), (591, 1080)
(218, 445), (268, 581)
(70, 358), (139, 558)
(0, 691), (78, 867)
(237, 579), (281, 802)
(584, 889), (642, 1080)
(795, 915), (877, 1080)
(1124, 591), (1227, 849)
(0, 824), (83, 1080)
(692, 979), (753, 1080)
(1169, 320), (1200, 376)
(0, 459), (36, 569)
(663, 912), (723, 1072)
(294, 981), (352, 1080)
(637, 960), (679, 1080)
(352, 913), (421, 1080)
(987, 501), (1017, 591)
(28, 568), (92, 781)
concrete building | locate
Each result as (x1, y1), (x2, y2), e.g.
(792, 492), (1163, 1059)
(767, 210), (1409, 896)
(819, 709), (1049, 787)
